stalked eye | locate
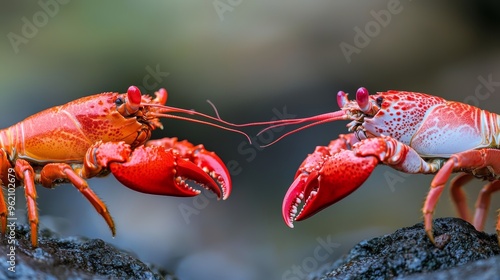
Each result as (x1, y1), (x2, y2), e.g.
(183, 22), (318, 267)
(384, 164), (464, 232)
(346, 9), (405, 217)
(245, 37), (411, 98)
(115, 97), (124, 107)
(376, 96), (383, 107)
(116, 86), (142, 117)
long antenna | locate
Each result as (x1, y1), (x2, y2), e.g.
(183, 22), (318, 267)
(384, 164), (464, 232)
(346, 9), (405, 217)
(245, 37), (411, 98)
(253, 111), (348, 147)
(150, 111), (252, 144)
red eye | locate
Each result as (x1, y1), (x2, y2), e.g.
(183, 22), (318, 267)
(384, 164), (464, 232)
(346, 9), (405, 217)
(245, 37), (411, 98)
(127, 86), (142, 106)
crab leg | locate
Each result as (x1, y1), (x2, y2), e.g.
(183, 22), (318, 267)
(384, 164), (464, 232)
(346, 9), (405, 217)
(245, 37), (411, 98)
(474, 181), (500, 231)
(40, 163), (116, 236)
(449, 173), (475, 223)
(0, 150), (11, 236)
(14, 159), (38, 247)
(424, 149), (500, 244)
(9, 161), (118, 247)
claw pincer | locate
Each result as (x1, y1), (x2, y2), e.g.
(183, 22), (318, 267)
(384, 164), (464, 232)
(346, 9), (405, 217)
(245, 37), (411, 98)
(89, 139), (231, 199)
(145, 138), (231, 199)
(283, 134), (378, 227)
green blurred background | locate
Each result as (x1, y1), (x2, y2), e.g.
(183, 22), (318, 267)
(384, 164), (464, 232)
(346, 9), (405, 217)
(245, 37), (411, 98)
(1, 1), (500, 279)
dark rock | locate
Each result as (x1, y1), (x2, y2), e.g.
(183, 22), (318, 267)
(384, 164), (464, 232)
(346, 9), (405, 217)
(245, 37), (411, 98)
(399, 255), (500, 280)
(309, 217), (500, 280)
(0, 224), (176, 280)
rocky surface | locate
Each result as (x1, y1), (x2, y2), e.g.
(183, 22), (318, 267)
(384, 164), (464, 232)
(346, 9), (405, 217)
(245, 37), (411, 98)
(0, 224), (176, 280)
(308, 218), (500, 280)
(400, 254), (500, 280)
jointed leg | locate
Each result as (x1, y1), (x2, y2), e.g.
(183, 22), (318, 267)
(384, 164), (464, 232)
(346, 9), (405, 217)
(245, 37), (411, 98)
(473, 180), (500, 231)
(40, 163), (115, 237)
(0, 150), (11, 235)
(0, 183), (5, 235)
(423, 149), (500, 244)
(449, 173), (474, 223)
(15, 159), (38, 247)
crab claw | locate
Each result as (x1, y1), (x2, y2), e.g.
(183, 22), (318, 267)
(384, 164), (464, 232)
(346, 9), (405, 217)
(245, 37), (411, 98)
(190, 147), (232, 199)
(282, 149), (378, 228)
(146, 138), (231, 200)
(103, 144), (227, 199)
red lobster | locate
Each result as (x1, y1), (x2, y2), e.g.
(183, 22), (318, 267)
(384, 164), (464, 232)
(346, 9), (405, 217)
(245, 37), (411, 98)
(0, 86), (244, 247)
(260, 87), (500, 245)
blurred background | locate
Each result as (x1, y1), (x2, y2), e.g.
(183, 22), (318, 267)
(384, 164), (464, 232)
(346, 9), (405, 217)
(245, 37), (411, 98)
(1, 1), (500, 279)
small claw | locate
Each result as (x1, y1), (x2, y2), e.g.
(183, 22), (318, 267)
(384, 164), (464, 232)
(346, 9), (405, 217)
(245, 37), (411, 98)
(108, 145), (223, 199)
(156, 88), (168, 105)
(283, 150), (378, 227)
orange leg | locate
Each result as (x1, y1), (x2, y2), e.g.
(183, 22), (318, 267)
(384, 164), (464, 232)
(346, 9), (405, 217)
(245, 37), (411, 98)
(0, 183), (5, 235)
(0, 150), (13, 235)
(473, 180), (500, 231)
(14, 159), (38, 247)
(423, 148), (500, 244)
(40, 163), (115, 237)
(449, 173), (474, 223)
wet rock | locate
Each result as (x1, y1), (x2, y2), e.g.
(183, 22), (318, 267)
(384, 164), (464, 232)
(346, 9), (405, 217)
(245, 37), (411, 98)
(309, 217), (500, 280)
(0, 224), (176, 280)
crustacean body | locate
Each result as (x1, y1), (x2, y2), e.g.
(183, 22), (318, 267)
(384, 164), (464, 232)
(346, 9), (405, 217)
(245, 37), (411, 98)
(262, 87), (500, 245)
(0, 86), (241, 247)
